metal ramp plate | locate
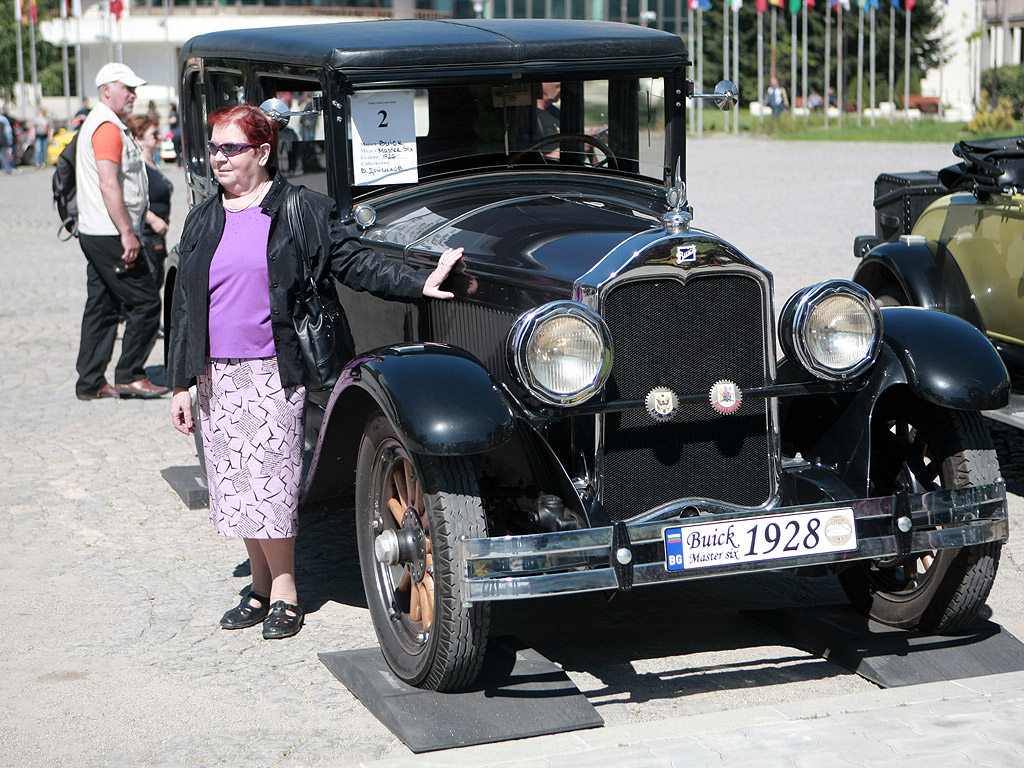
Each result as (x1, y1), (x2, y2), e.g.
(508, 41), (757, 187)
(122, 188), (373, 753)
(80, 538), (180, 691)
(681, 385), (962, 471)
(745, 604), (1024, 687)
(319, 636), (603, 753)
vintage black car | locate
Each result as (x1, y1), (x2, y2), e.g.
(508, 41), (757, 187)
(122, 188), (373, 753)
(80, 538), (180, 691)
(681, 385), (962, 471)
(853, 136), (1024, 430)
(174, 18), (1010, 692)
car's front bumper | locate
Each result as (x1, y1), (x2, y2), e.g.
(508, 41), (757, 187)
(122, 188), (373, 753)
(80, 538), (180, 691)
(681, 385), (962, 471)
(458, 482), (1008, 602)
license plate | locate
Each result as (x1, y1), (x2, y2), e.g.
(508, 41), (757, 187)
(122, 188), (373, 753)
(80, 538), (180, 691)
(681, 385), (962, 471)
(664, 508), (857, 571)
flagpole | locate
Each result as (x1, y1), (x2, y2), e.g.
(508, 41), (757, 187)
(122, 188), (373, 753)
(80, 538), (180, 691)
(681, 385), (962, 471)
(29, 8), (39, 114)
(62, 0), (70, 128)
(888, 2), (894, 124)
(697, 7), (704, 136)
(904, 5), (911, 120)
(758, 6), (764, 123)
(837, 0), (843, 127)
(733, 4), (740, 135)
(869, 5), (876, 127)
(824, 2), (832, 128)
(723, 0), (730, 132)
(15, 0), (25, 108)
(790, 6), (797, 124)
(689, 6), (696, 133)
(856, 6), (863, 126)
(771, 6), (777, 80)
(801, 0), (808, 124)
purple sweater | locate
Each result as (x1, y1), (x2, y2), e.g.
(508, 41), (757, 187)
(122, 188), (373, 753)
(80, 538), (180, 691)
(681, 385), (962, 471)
(207, 207), (275, 359)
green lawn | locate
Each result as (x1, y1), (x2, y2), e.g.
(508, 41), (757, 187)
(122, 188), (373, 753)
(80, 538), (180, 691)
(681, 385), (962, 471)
(689, 110), (1024, 142)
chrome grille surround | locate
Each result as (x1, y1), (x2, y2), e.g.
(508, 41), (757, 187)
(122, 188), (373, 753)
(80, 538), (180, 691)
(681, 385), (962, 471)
(576, 231), (779, 522)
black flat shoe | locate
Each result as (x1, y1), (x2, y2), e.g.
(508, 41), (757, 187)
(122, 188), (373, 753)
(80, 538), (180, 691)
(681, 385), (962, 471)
(220, 591), (270, 629)
(262, 601), (304, 639)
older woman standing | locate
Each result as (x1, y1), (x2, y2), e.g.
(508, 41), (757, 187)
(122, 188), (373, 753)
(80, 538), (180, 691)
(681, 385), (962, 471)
(126, 114), (173, 288)
(168, 104), (464, 639)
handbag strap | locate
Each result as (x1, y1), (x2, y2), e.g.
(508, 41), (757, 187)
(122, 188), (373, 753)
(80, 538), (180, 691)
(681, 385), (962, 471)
(284, 186), (315, 297)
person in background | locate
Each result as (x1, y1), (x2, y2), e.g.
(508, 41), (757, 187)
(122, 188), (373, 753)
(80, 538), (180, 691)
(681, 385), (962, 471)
(168, 103), (182, 166)
(168, 104), (466, 640)
(126, 114), (173, 289)
(74, 62), (169, 401)
(33, 107), (52, 169)
(0, 112), (14, 174)
(765, 77), (789, 119)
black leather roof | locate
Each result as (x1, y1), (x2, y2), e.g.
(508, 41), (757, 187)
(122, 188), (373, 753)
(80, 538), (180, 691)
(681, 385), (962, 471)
(182, 18), (688, 79)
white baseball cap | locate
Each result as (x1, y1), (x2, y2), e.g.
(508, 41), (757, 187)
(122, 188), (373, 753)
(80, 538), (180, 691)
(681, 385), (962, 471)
(95, 62), (147, 89)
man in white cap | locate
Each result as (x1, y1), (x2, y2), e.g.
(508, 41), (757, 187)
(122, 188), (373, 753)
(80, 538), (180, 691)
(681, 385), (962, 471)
(75, 62), (169, 400)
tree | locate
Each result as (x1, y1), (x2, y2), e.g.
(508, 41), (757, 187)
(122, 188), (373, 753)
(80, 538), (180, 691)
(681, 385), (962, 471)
(0, 0), (71, 108)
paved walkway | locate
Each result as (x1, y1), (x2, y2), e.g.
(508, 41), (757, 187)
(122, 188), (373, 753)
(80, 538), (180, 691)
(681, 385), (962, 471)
(2, 138), (1024, 767)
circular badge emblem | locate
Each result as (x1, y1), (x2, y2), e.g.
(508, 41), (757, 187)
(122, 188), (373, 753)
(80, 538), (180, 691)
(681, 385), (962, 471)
(824, 515), (854, 547)
(645, 387), (679, 421)
(709, 379), (742, 415)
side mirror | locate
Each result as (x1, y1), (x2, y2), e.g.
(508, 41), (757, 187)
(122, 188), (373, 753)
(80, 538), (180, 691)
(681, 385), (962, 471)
(259, 98), (292, 129)
(690, 80), (738, 112)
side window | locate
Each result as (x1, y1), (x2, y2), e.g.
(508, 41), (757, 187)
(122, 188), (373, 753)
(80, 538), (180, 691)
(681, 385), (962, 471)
(183, 67), (244, 192)
(257, 76), (327, 195)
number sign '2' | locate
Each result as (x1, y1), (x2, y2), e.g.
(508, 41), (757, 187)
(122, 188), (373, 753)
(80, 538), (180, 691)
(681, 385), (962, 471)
(349, 90), (418, 186)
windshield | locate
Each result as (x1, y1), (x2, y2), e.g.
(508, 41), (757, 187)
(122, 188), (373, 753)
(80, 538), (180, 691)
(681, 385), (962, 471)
(348, 77), (668, 194)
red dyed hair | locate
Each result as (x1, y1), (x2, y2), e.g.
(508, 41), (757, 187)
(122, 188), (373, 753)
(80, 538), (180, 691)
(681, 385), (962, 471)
(208, 104), (279, 164)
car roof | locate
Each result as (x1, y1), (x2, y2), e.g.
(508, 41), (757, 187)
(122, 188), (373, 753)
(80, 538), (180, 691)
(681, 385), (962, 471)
(181, 18), (689, 82)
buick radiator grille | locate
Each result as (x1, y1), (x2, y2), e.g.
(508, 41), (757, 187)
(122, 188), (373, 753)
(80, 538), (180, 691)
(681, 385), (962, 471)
(601, 275), (772, 520)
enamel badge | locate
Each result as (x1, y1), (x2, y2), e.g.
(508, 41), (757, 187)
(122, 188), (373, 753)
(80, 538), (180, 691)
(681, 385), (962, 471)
(645, 387), (679, 421)
(709, 379), (742, 415)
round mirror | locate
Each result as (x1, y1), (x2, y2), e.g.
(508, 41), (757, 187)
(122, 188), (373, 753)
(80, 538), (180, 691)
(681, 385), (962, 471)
(712, 80), (738, 112)
(259, 98), (292, 129)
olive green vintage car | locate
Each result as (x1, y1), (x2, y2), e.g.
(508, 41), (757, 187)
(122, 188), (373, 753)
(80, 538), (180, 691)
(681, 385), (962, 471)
(854, 136), (1024, 429)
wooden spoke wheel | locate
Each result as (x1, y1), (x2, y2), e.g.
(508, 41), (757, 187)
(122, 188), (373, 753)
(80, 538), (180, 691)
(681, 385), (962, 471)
(355, 412), (490, 691)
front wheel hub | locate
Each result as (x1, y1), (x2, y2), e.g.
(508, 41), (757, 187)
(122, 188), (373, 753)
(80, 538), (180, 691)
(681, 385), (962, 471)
(374, 507), (427, 582)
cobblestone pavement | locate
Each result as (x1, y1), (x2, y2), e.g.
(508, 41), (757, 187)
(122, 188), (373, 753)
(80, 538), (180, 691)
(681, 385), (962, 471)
(2, 138), (1024, 768)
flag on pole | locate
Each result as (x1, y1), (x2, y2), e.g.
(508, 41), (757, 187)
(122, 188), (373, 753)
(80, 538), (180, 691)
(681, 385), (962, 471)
(769, 0), (784, 6)
(789, 0), (801, 13)
(807, 0), (815, 8)
(28, 0), (37, 23)
(699, 0), (712, 8)
(110, 0), (123, 20)
(730, 0), (743, 8)
(905, 0), (914, 7)
(757, 0), (768, 10)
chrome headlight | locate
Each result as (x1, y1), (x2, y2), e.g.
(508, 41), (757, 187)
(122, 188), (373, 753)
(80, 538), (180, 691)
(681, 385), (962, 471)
(508, 301), (613, 405)
(780, 281), (882, 380)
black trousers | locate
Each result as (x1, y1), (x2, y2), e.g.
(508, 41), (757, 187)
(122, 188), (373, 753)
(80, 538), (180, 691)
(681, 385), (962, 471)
(76, 234), (162, 394)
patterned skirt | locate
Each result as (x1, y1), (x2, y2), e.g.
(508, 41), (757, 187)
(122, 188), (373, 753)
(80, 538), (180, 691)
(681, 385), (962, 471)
(197, 357), (306, 539)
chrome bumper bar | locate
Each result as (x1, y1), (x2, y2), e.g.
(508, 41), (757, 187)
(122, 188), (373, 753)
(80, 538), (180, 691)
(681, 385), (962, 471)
(458, 482), (1008, 603)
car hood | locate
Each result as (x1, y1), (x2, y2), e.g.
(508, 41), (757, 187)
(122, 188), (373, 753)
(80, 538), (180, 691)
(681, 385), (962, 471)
(375, 193), (659, 285)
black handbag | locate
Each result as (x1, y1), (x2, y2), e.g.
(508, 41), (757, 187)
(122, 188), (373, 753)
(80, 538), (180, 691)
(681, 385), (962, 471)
(286, 188), (349, 391)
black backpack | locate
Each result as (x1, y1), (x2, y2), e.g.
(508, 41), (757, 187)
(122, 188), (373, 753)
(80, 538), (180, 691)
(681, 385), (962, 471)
(52, 133), (80, 240)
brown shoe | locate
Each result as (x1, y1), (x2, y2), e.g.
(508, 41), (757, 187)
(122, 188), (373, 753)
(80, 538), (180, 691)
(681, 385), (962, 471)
(77, 383), (118, 401)
(114, 378), (170, 399)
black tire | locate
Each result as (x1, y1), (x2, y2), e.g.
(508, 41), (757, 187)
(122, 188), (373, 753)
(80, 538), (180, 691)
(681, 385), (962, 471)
(839, 393), (1002, 633)
(355, 412), (490, 690)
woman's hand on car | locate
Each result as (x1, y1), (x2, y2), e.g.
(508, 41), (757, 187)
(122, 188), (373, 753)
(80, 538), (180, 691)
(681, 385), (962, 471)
(422, 247), (466, 299)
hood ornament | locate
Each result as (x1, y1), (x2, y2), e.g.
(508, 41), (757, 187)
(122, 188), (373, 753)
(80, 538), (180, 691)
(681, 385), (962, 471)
(662, 158), (692, 234)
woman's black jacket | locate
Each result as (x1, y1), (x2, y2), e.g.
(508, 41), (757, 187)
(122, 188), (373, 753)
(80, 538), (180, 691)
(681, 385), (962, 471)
(167, 172), (427, 390)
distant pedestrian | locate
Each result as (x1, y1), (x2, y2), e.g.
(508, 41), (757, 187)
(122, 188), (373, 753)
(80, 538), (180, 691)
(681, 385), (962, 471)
(74, 62), (169, 401)
(0, 113), (14, 174)
(33, 107), (52, 168)
(765, 77), (789, 119)
(126, 114), (173, 290)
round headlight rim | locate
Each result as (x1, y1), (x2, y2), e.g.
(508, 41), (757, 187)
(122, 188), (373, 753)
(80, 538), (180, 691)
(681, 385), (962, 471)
(508, 300), (614, 406)
(783, 280), (882, 382)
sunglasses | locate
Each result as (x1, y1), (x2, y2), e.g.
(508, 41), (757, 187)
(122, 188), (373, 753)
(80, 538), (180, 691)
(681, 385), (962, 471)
(207, 141), (261, 157)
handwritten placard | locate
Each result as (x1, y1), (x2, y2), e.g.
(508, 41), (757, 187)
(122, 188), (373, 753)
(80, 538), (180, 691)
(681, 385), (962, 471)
(350, 90), (418, 186)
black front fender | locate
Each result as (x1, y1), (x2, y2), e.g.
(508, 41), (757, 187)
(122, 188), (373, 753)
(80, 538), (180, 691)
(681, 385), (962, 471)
(881, 306), (1009, 411)
(344, 343), (516, 456)
(853, 239), (984, 331)
(781, 306), (1008, 499)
